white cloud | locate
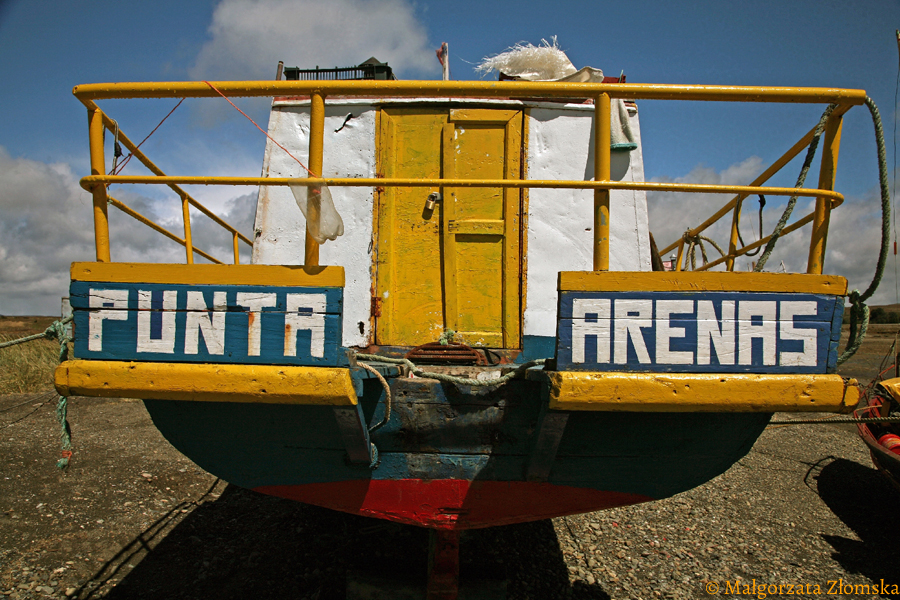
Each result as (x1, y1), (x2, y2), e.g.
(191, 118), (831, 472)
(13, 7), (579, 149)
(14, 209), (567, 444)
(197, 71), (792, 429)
(0, 147), (255, 315)
(647, 157), (897, 305)
(190, 0), (438, 80)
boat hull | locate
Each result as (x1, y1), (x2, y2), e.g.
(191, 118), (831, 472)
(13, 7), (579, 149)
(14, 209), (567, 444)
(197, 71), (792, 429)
(144, 378), (771, 529)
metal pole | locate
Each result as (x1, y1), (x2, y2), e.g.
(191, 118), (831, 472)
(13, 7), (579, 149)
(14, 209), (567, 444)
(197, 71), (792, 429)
(305, 92), (325, 267)
(807, 113), (843, 274)
(181, 194), (194, 264)
(88, 108), (111, 262)
(594, 93), (611, 271)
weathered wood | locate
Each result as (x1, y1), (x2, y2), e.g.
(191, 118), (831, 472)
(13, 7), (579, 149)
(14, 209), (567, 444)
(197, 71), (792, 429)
(526, 400), (569, 482)
(556, 291), (842, 373)
(56, 360), (359, 405)
(536, 370), (857, 412)
(333, 404), (374, 464)
(71, 283), (343, 365)
(70, 261), (345, 287)
(558, 270), (847, 295)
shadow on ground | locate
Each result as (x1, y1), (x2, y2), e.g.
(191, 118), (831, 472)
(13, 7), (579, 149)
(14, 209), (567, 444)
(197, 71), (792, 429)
(75, 484), (610, 600)
(815, 457), (900, 597)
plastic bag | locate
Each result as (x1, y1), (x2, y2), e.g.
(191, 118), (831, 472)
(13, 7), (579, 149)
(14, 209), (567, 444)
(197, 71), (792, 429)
(290, 180), (344, 244)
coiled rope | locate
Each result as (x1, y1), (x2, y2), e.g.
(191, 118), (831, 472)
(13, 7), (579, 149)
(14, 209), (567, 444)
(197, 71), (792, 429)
(0, 316), (73, 468)
(355, 353), (546, 388)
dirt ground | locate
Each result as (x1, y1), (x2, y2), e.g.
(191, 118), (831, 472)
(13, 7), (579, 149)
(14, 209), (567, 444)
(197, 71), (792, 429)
(1, 323), (900, 599)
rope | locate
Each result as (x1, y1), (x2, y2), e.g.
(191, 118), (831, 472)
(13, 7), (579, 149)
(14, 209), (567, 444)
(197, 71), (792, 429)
(0, 316), (72, 353)
(681, 232), (725, 270)
(357, 363), (392, 433)
(735, 195), (766, 257)
(203, 81), (314, 176)
(354, 353), (547, 388)
(754, 104), (836, 272)
(113, 99), (184, 175)
(837, 96), (892, 365)
(0, 316), (74, 468)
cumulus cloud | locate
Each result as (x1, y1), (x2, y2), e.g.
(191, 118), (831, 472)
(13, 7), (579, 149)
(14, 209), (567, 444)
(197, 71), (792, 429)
(0, 147), (256, 316)
(190, 0), (437, 80)
(647, 157), (895, 305)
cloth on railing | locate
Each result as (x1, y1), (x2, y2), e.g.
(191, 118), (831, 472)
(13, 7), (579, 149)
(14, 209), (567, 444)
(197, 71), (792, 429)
(290, 180), (345, 244)
(554, 67), (637, 152)
(475, 40), (636, 152)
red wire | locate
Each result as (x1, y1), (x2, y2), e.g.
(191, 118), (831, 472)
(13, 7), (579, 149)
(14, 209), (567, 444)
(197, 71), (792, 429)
(203, 81), (314, 176)
(114, 98), (185, 175)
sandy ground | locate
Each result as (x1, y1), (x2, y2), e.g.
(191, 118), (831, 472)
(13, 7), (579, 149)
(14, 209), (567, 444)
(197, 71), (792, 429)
(1, 325), (899, 599)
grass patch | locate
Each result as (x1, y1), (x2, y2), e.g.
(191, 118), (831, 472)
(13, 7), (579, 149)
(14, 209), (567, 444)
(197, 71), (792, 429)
(0, 334), (61, 394)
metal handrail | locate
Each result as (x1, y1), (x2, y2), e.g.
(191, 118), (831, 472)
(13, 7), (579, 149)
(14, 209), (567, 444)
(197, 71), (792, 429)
(76, 79), (861, 273)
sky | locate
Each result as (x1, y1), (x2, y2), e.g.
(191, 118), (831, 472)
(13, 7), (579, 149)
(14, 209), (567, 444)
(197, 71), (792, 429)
(1, 0), (899, 314)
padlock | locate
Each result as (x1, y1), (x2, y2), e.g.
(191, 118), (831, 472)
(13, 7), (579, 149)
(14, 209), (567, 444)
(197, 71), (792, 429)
(425, 192), (441, 211)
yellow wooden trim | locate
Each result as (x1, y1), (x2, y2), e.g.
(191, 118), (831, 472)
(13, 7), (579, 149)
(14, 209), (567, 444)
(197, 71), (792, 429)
(447, 219), (505, 235)
(519, 109), (530, 342)
(441, 121), (460, 334)
(375, 108), (396, 344)
(503, 111), (522, 349)
(70, 262), (345, 287)
(55, 360), (358, 405)
(537, 371), (858, 413)
(449, 108), (520, 123)
(557, 271), (847, 295)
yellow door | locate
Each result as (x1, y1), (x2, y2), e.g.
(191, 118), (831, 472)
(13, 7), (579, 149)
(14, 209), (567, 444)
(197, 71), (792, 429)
(375, 107), (522, 348)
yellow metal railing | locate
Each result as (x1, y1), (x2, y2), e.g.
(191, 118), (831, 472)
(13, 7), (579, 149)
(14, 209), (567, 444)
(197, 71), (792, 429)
(74, 80), (866, 272)
(83, 104), (253, 264)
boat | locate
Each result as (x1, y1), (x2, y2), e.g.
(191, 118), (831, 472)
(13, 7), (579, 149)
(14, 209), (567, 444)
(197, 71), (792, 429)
(856, 381), (900, 490)
(54, 55), (879, 596)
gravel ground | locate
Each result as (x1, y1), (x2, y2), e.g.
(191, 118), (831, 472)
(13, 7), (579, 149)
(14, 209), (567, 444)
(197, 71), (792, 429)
(2, 390), (899, 600)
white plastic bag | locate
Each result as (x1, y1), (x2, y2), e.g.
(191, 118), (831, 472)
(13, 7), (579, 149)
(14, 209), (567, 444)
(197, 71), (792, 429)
(290, 180), (344, 244)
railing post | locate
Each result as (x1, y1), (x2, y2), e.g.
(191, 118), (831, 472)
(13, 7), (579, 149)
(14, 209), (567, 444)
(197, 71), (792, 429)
(807, 112), (843, 274)
(593, 93), (611, 271)
(181, 194), (194, 264)
(233, 232), (240, 264)
(305, 92), (326, 267)
(726, 196), (747, 272)
(88, 108), (111, 262)
(674, 239), (685, 272)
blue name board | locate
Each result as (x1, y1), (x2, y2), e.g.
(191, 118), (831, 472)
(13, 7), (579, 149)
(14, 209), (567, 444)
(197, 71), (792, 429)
(71, 282), (344, 366)
(556, 291), (843, 373)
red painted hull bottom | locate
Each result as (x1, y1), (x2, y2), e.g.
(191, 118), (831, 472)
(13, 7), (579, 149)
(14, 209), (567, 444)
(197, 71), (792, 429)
(254, 479), (653, 530)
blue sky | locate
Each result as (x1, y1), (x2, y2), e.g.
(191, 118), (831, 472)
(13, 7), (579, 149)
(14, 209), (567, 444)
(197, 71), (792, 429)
(1, 0), (899, 314)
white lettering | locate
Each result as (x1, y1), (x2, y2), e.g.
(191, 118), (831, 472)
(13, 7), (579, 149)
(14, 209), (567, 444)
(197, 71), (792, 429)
(284, 293), (327, 358)
(697, 300), (735, 365)
(136, 290), (177, 353)
(88, 289), (129, 352)
(614, 299), (652, 364)
(779, 301), (818, 366)
(184, 291), (227, 355)
(655, 300), (694, 364)
(236, 292), (277, 356)
(738, 301), (777, 365)
(571, 299), (611, 364)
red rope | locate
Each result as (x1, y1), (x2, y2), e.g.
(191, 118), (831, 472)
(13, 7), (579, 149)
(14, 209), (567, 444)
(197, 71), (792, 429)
(114, 98), (185, 175)
(202, 81), (314, 176)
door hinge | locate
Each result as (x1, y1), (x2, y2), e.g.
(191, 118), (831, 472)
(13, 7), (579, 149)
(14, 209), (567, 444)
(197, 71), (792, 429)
(371, 296), (382, 317)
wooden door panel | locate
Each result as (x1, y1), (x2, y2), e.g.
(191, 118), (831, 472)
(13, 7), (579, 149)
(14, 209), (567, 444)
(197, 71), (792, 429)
(376, 108), (522, 348)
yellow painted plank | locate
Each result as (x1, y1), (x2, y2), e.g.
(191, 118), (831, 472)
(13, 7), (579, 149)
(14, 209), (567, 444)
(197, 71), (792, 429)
(535, 371), (858, 413)
(71, 262), (345, 287)
(558, 271), (847, 295)
(376, 109), (448, 345)
(450, 108), (521, 122)
(55, 360), (357, 405)
(447, 219), (505, 235)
